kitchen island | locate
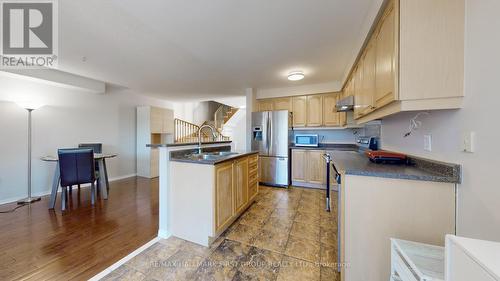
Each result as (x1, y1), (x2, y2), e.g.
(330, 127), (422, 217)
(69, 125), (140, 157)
(149, 142), (259, 246)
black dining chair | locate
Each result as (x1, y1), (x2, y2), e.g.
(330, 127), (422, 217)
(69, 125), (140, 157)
(58, 148), (96, 211)
(77, 143), (102, 192)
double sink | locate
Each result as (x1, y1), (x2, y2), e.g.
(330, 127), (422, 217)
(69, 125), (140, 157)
(187, 151), (238, 161)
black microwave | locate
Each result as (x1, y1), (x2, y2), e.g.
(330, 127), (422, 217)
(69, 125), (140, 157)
(294, 134), (319, 147)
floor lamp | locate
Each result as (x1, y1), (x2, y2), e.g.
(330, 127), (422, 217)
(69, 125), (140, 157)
(16, 101), (44, 205)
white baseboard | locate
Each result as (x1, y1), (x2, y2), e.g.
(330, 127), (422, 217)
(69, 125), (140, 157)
(88, 236), (161, 281)
(157, 229), (171, 239)
(0, 173), (137, 205)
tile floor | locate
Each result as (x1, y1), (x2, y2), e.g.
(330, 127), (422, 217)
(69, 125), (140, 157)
(101, 186), (340, 281)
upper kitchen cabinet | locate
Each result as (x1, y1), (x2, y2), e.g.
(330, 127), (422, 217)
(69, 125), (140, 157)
(292, 96), (307, 127)
(374, 0), (397, 109)
(306, 95), (323, 127)
(348, 0), (464, 123)
(273, 97), (292, 111)
(257, 99), (274, 111)
(150, 106), (174, 134)
(323, 92), (345, 126)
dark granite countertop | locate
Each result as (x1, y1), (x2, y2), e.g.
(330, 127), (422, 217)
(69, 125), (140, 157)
(170, 145), (259, 165)
(290, 143), (359, 151)
(147, 141), (232, 148)
(331, 150), (461, 183)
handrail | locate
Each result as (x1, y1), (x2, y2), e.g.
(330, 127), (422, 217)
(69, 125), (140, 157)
(174, 118), (230, 143)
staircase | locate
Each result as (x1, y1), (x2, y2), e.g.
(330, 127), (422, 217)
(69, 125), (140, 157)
(174, 118), (230, 143)
(214, 104), (239, 132)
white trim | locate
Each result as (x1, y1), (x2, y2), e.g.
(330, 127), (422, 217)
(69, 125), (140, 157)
(0, 174), (137, 205)
(158, 229), (171, 239)
(88, 236), (161, 281)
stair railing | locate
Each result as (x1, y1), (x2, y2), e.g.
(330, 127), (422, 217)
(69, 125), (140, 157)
(174, 118), (231, 143)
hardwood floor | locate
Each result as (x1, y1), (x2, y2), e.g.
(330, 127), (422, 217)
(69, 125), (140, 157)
(0, 176), (158, 281)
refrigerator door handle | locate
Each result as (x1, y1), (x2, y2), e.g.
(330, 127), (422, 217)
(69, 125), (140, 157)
(268, 113), (273, 153)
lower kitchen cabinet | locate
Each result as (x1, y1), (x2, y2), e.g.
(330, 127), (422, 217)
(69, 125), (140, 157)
(214, 154), (259, 234)
(291, 149), (326, 188)
(171, 152), (259, 246)
(233, 157), (249, 214)
(215, 161), (234, 232)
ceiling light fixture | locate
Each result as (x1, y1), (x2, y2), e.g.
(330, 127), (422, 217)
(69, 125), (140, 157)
(287, 71), (305, 81)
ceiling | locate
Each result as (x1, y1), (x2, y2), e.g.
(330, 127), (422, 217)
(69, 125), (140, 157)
(58, 0), (380, 101)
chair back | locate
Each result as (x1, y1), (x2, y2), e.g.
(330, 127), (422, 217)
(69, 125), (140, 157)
(78, 143), (102, 154)
(58, 148), (96, 187)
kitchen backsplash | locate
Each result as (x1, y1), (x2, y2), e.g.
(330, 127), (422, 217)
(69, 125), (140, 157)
(292, 123), (381, 144)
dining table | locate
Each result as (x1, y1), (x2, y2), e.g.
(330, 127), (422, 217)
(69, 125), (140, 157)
(41, 153), (117, 209)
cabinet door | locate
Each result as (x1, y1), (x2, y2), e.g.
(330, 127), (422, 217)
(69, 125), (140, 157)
(162, 108), (174, 134)
(307, 150), (326, 185)
(258, 100), (274, 111)
(150, 107), (163, 133)
(306, 95), (323, 126)
(233, 157), (249, 214)
(323, 93), (341, 127)
(273, 98), (291, 111)
(291, 149), (307, 182)
(375, 0), (396, 108)
(353, 62), (364, 119)
(362, 40), (376, 115)
(215, 162), (234, 232)
(292, 96), (307, 127)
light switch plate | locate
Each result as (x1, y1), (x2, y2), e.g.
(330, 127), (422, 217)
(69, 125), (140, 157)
(463, 131), (475, 153)
(424, 135), (432, 151)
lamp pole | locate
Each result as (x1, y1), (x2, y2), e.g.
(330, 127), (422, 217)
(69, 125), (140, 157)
(18, 108), (41, 205)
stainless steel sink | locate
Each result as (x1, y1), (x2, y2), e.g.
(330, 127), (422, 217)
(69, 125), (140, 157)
(188, 151), (238, 161)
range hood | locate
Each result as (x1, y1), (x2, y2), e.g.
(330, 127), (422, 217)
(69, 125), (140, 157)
(336, 95), (354, 112)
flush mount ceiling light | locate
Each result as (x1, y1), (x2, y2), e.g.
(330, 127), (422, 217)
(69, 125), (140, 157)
(287, 71), (305, 81)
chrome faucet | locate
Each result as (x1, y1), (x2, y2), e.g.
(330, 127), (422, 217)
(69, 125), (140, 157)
(197, 124), (217, 154)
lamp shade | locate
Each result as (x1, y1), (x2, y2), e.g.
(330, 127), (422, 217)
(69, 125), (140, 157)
(15, 100), (45, 110)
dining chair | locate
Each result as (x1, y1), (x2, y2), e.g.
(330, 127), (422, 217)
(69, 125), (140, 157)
(58, 148), (96, 211)
(77, 143), (102, 192)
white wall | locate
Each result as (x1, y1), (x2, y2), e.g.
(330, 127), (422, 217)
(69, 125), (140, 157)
(380, 0), (500, 241)
(0, 74), (173, 204)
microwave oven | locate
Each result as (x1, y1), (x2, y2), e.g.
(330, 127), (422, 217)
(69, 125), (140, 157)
(294, 134), (319, 147)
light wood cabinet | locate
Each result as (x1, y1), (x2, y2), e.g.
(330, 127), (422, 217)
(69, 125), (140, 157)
(215, 162), (234, 233)
(353, 63), (364, 119)
(214, 153), (259, 234)
(256, 92), (344, 128)
(137, 106), (174, 178)
(291, 149), (307, 182)
(150, 106), (174, 134)
(291, 149), (326, 187)
(258, 100), (274, 112)
(306, 95), (323, 127)
(307, 150), (326, 185)
(292, 96), (307, 127)
(374, 0), (397, 109)
(347, 0), (464, 123)
(323, 93), (341, 126)
(273, 98), (291, 111)
(362, 40), (377, 115)
(233, 157), (249, 214)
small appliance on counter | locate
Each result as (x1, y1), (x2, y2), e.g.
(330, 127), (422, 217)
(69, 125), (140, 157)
(294, 134), (319, 147)
(366, 150), (408, 164)
(356, 136), (379, 151)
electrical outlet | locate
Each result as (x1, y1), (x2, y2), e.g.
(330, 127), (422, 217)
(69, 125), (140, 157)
(424, 135), (432, 151)
(463, 131), (475, 153)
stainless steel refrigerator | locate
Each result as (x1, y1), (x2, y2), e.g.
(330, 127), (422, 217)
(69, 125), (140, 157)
(251, 110), (290, 187)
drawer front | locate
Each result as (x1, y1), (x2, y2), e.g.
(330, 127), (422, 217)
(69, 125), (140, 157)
(249, 154), (258, 165)
(248, 179), (258, 199)
(249, 171), (259, 183)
